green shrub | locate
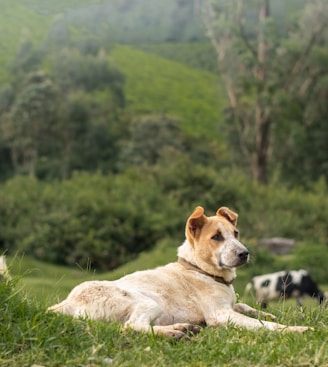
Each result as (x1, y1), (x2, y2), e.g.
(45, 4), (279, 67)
(0, 172), (179, 270)
(156, 163), (327, 245)
(0, 169), (327, 273)
(289, 242), (328, 284)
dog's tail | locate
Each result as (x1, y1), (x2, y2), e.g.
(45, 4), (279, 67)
(48, 300), (77, 316)
(0, 256), (10, 281)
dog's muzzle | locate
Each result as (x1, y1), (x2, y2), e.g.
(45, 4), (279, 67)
(219, 240), (249, 268)
(236, 249), (249, 265)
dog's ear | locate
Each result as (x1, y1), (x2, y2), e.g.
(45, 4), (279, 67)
(185, 206), (207, 245)
(216, 207), (238, 226)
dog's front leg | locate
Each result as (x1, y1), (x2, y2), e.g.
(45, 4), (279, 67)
(234, 302), (276, 320)
(123, 301), (201, 340)
(208, 309), (310, 333)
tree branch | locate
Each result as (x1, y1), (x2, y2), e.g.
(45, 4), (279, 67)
(284, 20), (328, 90)
(298, 69), (327, 98)
(202, 2), (238, 109)
(236, 0), (257, 59)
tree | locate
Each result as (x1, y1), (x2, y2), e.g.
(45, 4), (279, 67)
(51, 47), (126, 178)
(118, 114), (184, 168)
(203, 0), (328, 184)
(2, 71), (58, 176)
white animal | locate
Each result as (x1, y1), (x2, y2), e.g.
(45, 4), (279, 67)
(245, 270), (325, 308)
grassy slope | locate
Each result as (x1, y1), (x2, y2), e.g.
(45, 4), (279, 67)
(110, 45), (225, 139)
(138, 42), (219, 73)
(3, 252), (328, 367)
(0, 2), (51, 82)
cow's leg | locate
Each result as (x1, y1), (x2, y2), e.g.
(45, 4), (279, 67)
(297, 295), (304, 307)
(260, 301), (268, 309)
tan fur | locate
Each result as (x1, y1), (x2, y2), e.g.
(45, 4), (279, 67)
(48, 206), (311, 339)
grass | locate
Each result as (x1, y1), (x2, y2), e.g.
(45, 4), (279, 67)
(2, 250), (328, 367)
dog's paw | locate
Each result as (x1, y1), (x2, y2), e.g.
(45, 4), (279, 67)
(283, 325), (314, 333)
(165, 323), (202, 340)
(173, 323), (202, 334)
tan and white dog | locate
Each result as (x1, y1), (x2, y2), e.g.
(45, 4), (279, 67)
(48, 206), (310, 338)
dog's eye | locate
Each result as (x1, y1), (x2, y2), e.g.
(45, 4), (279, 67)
(234, 231), (239, 238)
(212, 233), (224, 241)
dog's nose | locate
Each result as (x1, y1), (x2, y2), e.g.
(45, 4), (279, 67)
(237, 250), (249, 262)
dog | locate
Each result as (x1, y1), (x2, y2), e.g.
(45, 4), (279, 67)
(48, 206), (311, 339)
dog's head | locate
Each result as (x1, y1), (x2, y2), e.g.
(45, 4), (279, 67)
(184, 206), (249, 275)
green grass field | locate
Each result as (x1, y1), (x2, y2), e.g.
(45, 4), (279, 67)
(1, 249), (327, 367)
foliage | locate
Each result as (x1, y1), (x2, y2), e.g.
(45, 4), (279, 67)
(51, 47), (125, 98)
(152, 158), (328, 246)
(0, 168), (327, 280)
(118, 114), (185, 167)
(0, 173), (179, 270)
(289, 243), (328, 284)
(4, 70), (58, 176)
(0, 39), (126, 180)
(273, 75), (328, 187)
(204, 0), (328, 184)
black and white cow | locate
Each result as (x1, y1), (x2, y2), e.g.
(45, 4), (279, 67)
(245, 270), (325, 308)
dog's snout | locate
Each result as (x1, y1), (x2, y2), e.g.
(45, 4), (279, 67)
(237, 250), (249, 262)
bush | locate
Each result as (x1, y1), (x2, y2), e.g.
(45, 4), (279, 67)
(289, 242), (328, 284)
(0, 172), (179, 270)
(0, 169), (327, 273)
(155, 162), (328, 245)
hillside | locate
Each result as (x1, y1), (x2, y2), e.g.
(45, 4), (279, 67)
(0, 3), (51, 82)
(0, 0), (306, 82)
(0, 0), (225, 140)
(110, 45), (225, 138)
(0, 0), (203, 82)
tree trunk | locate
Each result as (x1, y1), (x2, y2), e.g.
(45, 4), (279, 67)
(252, 105), (270, 184)
(252, 0), (270, 184)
